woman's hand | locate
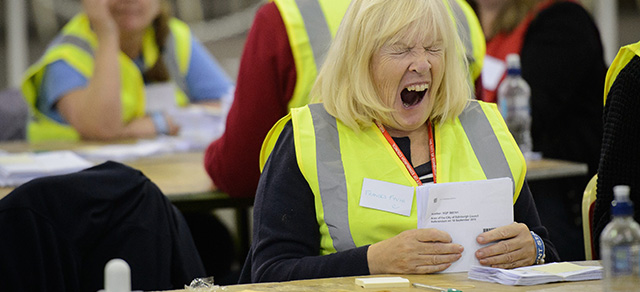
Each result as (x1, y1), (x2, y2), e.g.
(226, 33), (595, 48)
(165, 114), (181, 136)
(82, 0), (118, 37)
(475, 222), (536, 269)
(367, 228), (463, 274)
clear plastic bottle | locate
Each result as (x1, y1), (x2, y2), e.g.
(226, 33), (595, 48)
(497, 53), (533, 158)
(600, 185), (640, 291)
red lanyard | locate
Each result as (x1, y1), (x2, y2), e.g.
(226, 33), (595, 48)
(427, 122), (437, 183)
(376, 122), (438, 185)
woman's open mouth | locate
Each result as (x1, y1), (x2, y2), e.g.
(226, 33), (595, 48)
(401, 83), (429, 108)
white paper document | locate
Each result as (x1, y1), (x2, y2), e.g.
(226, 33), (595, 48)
(167, 105), (227, 150)
(0, 151), (93, 187)
(416, 177), (514, 273)
(75, 139), (173, 162)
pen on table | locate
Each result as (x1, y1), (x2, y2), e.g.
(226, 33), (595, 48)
(412, 282), (462, 292)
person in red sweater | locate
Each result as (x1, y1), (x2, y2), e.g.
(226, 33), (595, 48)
(204, 2), (294, 198)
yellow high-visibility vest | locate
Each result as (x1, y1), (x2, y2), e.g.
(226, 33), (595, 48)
(260, 101), (525, 254)
(21, 13), (192, 142)
(604, 41), (640, 105)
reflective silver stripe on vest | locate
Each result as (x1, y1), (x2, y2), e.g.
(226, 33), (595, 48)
(447, 0), (474, 64)
(163, 33), (189, 96)
(296, 0), (332, 71)
(49, 35), (95, 58)
(458, 101), (515, 192)
(309, 103), (356, 252)
(309, 102), (514, 250)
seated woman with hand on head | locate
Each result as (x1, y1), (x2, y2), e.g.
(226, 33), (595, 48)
(240, 0), (558, 283)
(21, 0), (233, 142)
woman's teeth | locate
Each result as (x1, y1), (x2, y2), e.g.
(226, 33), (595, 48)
(406, 83), (429, 92)
(401, 83), (429, 108)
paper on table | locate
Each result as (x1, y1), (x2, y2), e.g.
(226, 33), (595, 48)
(468, 262), (603, 285)
(0, 151), (93, 187)
(145, 82), (178, 114)
(416, 177), (513, 273)
(75, 139), (173, 162)
(146, 84), (234, 150)
(167, 105), (227, 150)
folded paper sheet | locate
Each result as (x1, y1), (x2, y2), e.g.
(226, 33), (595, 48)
(416, 177), (514, 273)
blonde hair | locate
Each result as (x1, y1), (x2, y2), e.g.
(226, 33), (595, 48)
(311, 0), (471, 131)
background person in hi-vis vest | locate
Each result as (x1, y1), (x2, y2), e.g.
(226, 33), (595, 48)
(204, 0), (485, 199)
(592, 41), (640, 258)
(19, 0), (238, 283)
(239, 0), (558, 283)
(21, 0), (233, 142)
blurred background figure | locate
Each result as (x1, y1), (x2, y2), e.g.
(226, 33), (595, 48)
(21, 0), (233, 142)
(204, 0), (486, 199)
(592, 40), (640, 258)
(17, 0), (237, 283)
(466, 0), (606, 261)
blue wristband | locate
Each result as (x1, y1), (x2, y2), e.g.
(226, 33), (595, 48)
(151, 111), (170, 135)
(530, 231), (545, 265)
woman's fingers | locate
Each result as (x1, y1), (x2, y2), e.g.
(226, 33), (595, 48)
(475, 222), (537, 268)
(368, 229), (463, 274)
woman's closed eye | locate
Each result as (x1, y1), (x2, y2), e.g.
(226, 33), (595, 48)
(389, 46), (413, 55)
(424, 46), (442, 53)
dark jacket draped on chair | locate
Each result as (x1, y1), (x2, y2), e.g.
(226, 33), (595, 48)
(0, 161), (206, 292)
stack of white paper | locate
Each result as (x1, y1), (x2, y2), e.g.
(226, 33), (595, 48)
(167, 105), (227, 150)
(75, 139), (173, 162)
(0, 151), (93, 187)
(468, 262), (602, 286)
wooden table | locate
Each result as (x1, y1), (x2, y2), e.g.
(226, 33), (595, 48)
(0, 141), (254, 260)
(0, 142), (588, 199)
(168, 261), (603, 291)
(1, 157), (588, 198)
(0, 141), (588, 264)
(0, 141), (222, 199)
(0, 143), (247, 205)
(526, 158), (588, 181)
(0, 147), (254, 210)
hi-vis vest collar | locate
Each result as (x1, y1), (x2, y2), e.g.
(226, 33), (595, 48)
(604, 41), (640, 105)
(273, 0), (484, 110)
(260, 101), (526, 253)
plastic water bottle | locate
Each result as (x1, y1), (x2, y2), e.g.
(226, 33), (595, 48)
(497, 53), (533, 158)
(600, 185), (640, 291)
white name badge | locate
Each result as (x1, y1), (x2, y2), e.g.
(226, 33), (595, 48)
(359, 178), (414, 216)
